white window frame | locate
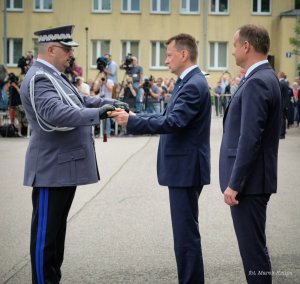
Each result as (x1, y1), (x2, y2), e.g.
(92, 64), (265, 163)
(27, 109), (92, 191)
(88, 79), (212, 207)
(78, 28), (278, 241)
(150, 41), (168, 70)
(121, 0), (141, 13)
(6, 38), (23, 67)
(92, 0), (112, 13)
(180, 0), (200, 15)
(33, 0), (53, 12)
(209, 0), (229, 15)
(150, 0), (170, 14)
(91, 40), (110, 68)
(209, 42), (228, 71)
(6, 0), (23, 11)
(252, 0), (271, 15)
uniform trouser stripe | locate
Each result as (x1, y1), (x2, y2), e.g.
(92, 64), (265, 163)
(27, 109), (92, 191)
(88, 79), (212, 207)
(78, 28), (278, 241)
(35, 187), (49, 284)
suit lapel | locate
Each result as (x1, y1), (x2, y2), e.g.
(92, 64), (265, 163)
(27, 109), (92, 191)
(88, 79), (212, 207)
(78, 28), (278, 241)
(223, 63), (272, 124)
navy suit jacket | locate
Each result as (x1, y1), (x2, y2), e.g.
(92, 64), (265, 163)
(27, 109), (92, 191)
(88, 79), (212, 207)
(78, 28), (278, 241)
(127, 67), (211, 187)
(219, 63), (281, 194)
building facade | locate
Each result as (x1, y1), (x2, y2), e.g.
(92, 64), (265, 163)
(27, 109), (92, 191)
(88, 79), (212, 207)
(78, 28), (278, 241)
(0, 0), (299, 86)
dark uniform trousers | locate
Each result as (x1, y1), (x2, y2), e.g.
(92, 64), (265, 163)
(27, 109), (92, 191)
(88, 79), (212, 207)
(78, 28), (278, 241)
(231, 194), (272, 284)
(168, 186), (204, 284)
(30, 186), (76, 284)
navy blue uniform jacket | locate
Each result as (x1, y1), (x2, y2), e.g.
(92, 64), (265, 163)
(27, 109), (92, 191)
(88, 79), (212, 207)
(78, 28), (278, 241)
(127, 67), (211, 187)
(219, 63), (281, 194)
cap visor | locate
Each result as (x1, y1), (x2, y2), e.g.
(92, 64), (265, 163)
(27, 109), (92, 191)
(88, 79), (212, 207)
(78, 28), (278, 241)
(60, 41), (79, 47)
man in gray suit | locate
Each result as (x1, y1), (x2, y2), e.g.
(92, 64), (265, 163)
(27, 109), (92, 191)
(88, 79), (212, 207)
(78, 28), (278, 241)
(20, 25), (127, 284)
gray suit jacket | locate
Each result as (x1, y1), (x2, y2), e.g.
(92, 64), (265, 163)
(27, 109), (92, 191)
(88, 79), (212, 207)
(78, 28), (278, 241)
(20, 61), (114, 187)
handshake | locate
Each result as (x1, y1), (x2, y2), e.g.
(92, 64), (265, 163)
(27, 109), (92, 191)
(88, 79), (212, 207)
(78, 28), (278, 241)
(99, 101), (130, 120)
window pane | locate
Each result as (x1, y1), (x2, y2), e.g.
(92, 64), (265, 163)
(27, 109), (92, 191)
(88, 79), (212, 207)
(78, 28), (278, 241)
(44, 0), (53, 9)
(92, 41), (98, 64)
(123, 0), (128, 10)
(218, 43), (227, 67)
(102, 0), (111, 10)
(209, 43), (215, 67)
(152, 0), (157, 11)
(211, 0), (216, 12)
(131, 42), (139, 57)
(93, 0), (98, 10)
(296, 0), (300, 9)
(14, 39), (23, 64)
(182, 0), (187, 9)
(220, 0), (228, 12)
(253, 0), (257, 12)
(102, 41), (110, 55)
(159, 42), (166, 66)
(15, 0), (23, 8)
(132, 0), (140, 11)
(151, 42), (156, 66)
(261, 0), (270, 12)
(190, 0), (199, 11)
(35, 0), (40, 9)
(161, 0), (169, 11)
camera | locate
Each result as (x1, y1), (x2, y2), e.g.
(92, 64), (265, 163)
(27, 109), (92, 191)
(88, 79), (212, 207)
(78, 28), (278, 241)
(17, 56), (29, 74)
(101, 77), (106, 82)
(142, 75), (154, 92)
(120, 53), (133, 75)
(96, 56), (108, 72)
(6, 73), (18, 84)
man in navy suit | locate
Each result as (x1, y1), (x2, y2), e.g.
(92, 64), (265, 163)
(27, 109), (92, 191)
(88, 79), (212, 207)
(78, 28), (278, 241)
(219, 25), (281, 283)
(112, 34), (211, 283)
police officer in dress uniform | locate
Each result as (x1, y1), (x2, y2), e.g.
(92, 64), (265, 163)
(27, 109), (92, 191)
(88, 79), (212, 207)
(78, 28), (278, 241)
(20, 25), (128, 284)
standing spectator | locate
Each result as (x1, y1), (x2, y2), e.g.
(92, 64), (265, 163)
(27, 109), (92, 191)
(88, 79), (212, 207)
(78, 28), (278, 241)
(104, 53), (118, 99)
(213, 81), (222, 116)
(112, 33), (211, 284)
(130, 56), (143, 113)
(219, 24), (281, 284)
(19, 25), (120, 284)
(143, 76), (161, 114)
(230, 76), (241, 95)
(74, 76), (90, 96)
(6, 73), (22, 136)
(278, 71), (290, 139)
(118, 75), (136, 111)
(292, 81), (299, 126)
(93, 71), (114, 136)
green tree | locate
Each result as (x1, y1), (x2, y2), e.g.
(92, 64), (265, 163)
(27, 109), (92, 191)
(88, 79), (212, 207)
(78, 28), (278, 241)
(289, 17), (300, 75)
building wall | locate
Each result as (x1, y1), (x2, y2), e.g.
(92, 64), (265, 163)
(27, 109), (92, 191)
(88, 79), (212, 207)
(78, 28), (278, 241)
(0, 0), (297, 87)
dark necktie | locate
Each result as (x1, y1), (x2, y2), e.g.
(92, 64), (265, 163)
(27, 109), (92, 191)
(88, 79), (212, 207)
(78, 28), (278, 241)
(172, 77), (182, 94)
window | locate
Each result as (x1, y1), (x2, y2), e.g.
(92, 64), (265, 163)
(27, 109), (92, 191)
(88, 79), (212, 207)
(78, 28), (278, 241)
(92, 0), (111, 12)
(91, 40), (110, 68)
(180, 0), (200, 14)
(151, 41), (168, 69)
(295, 0), (300, 9)
(209, 42), (227, 70)
(122, 41), (139, 59)
(252, 0), (271, 14)
(6, 38), (23, 67)
(210, 0), (228, 14)
(6, 0), (23, 10)
(122, 0), (140, 13)
(34, 0), (53, 11)
(151, 0), (170, 14)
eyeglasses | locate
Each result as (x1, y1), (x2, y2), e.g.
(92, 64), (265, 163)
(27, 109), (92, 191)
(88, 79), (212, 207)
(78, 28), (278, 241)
(51, 45), (74, 53)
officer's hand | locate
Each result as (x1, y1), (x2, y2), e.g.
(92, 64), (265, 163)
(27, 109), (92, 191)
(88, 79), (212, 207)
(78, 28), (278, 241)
(114, 101), (130, 113)
(99, 104), (116, 120)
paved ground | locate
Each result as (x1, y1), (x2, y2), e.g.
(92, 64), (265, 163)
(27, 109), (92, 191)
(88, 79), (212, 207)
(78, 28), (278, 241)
(0, 117), (299, 284)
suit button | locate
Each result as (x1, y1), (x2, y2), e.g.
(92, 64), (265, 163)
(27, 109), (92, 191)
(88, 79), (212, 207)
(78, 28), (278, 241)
(71, 156), (75, 160)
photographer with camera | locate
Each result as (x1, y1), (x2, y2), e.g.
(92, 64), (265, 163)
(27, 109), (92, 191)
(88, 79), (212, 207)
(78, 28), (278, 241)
(93, 71), (114, 137)
(131, 56), (144, 113)
(4, 73), (23, 136)
(118, 75), (136, 111)
(143, 75), (162, 114)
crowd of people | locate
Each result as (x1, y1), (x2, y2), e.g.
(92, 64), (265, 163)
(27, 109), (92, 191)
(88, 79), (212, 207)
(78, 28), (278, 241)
(1, 51), (300, 138)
